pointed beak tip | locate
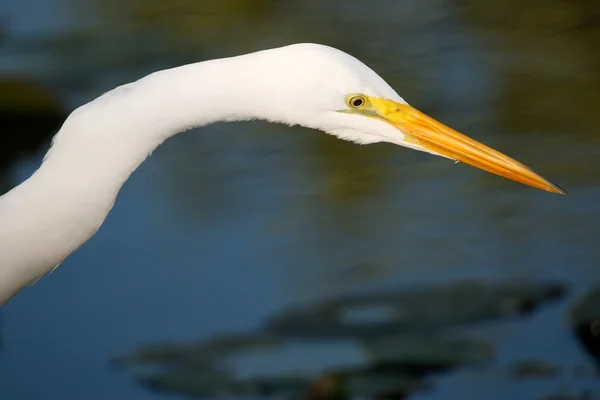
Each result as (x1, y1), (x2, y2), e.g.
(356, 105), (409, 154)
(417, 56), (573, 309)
(548, 181), (568, 195)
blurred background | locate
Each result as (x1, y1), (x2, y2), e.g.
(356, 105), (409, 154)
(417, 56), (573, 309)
(0, 0), (599, 399)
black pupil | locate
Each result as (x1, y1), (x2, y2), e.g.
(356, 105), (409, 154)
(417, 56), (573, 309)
(352, 98), (363, 107)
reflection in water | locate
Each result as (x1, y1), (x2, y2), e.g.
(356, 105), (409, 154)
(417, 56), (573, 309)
(0, 76), (66, 194)
(456, 0), (600, 136)
(509, 359), (562, 380)
(571, 287), (600, 371)
(264, 280), (566, 338)
(114, 279), (566, 399)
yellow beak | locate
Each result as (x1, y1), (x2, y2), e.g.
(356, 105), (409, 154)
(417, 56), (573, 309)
(369, 97), (565, 195)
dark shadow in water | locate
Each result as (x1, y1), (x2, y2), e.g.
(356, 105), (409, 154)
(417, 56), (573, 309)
(113, 279), (567, 399)
(571, 287), (600, 371)
(0, 76), (66, 194)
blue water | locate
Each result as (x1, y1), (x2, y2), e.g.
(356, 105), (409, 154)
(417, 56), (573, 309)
(1, 1), (599, 399)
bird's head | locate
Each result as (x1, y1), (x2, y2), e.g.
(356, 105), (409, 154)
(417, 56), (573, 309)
(260, 43), (564, 194)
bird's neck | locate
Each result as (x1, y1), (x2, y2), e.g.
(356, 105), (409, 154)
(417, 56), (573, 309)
(0, 55), (279, 303)
(43, 57), (273, 196)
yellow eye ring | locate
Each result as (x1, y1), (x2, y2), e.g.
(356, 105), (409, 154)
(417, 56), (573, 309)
(347, 95), (366, 109)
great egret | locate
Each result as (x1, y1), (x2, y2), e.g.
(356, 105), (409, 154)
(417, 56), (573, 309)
(0, 43), (564, 306)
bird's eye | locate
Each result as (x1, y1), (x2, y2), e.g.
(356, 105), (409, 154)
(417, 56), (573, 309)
(348, 95), (366, 108)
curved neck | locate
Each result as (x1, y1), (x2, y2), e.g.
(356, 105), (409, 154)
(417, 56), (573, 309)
(43, 57), (274, 199)
(0, 53), (283, 304)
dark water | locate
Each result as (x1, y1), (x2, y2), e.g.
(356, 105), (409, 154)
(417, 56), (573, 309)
(1, 1), (599, 399)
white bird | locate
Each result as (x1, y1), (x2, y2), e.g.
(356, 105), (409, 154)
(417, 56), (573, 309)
(0, 43), (564, 306)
